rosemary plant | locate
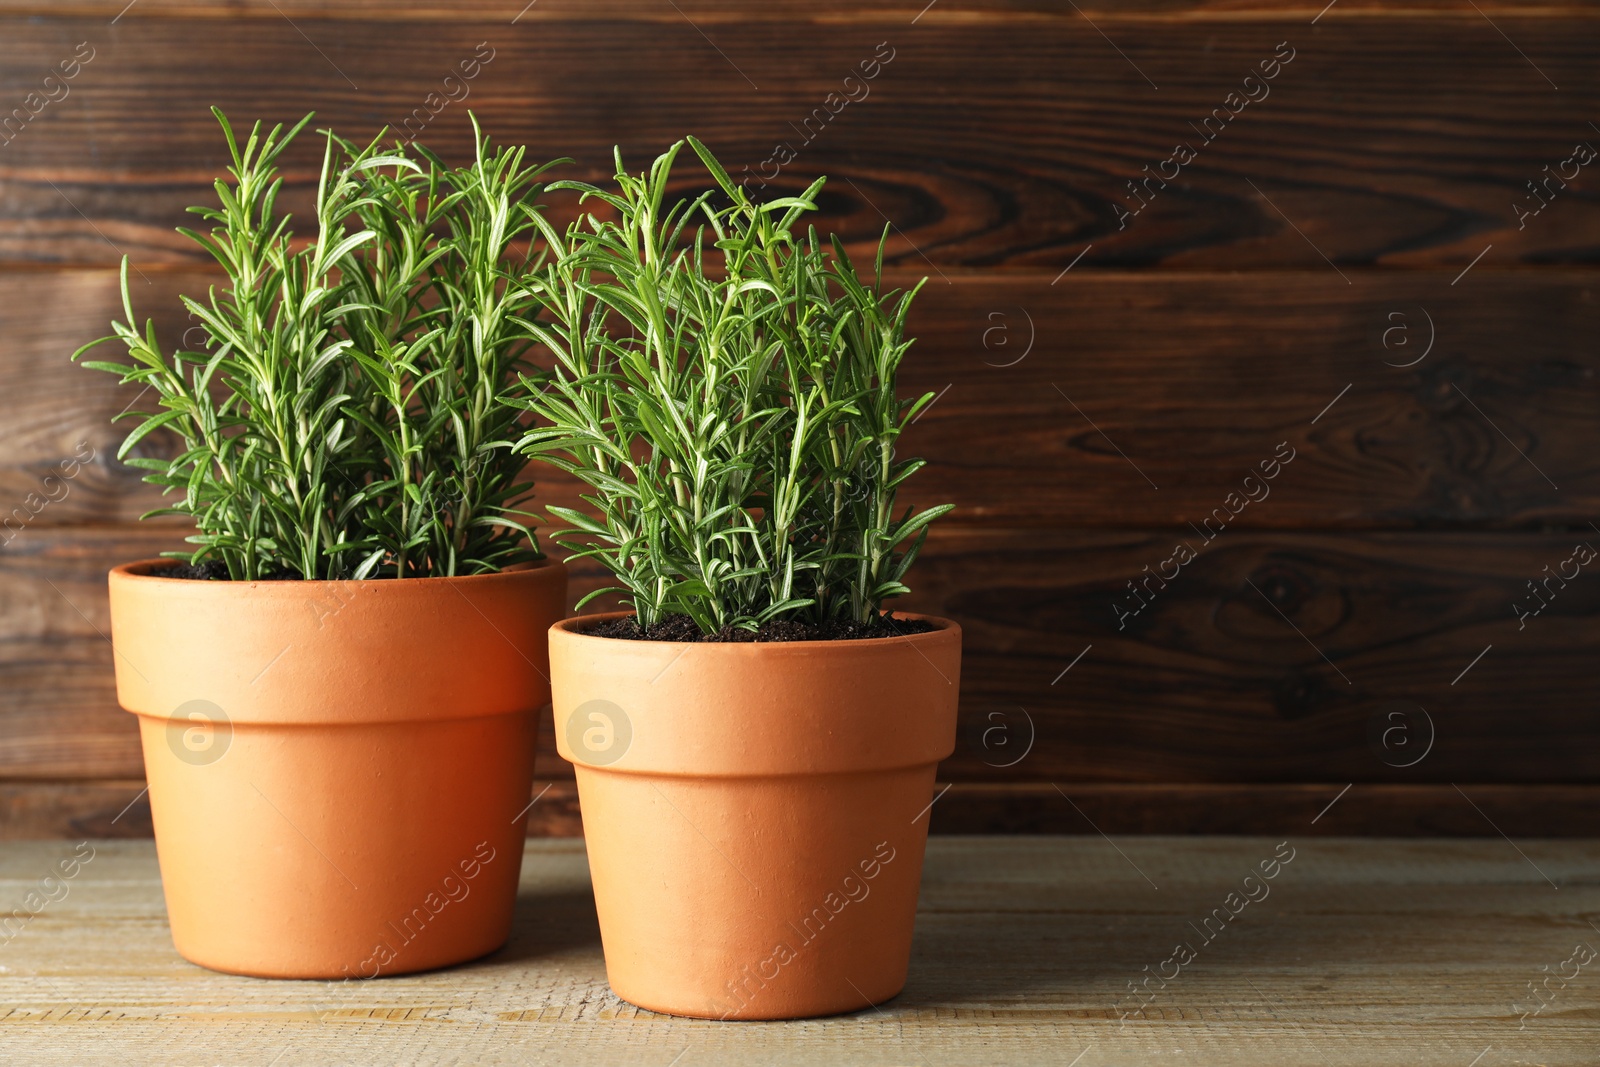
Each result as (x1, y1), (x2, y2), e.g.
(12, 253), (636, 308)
(516, 138), (952, 633)
(76, 110), (559, 580)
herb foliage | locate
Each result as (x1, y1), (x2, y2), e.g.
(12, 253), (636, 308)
(76, 110), (558, 579)
(515, 138), (952, 632)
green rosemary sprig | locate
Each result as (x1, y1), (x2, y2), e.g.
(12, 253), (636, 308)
(75, 110), (561, 580)
(514, 137), (952, 631)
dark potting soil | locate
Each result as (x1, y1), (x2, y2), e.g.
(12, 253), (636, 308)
(583, 612), (938, 643)
(160, 560), (303, 581)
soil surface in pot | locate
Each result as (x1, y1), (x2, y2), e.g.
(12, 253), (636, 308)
(160, 561), (304, 581)
(583, 612), (937, 643)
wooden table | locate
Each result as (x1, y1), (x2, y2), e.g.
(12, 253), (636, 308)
(2, 836), (1597, 1065)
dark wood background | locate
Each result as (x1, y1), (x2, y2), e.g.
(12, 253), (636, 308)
(2, 1), (1596, 837)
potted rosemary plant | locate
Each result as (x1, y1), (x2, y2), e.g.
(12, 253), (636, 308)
(517, 140), (960, 1019)
(75, 111), (568, 979)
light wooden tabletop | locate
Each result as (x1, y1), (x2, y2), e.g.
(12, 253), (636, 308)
(1, 836), (1596, 1066)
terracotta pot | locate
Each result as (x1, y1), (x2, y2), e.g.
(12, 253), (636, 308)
(550, 611), (962, 1019)
(107, 558), (567, 979)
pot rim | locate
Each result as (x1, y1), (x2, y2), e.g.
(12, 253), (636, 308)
(551, 609), (959, 650)
(110, 555), (558, 591)
(550, 609), (961, 775)
(108, 556), (567, 725)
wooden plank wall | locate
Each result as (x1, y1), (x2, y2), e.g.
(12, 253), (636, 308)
(1, 1), (1596, 837)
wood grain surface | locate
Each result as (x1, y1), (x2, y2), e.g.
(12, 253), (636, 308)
(0, 837), (1595, 1065)
(0, 8), (1596, 270)
(5, 524), (1595, 788)
(0, 1), (1596, 836)
(8, 780), (1600, 840)
(4, 269), (1596, 528)
(8, 1), (1600, 17)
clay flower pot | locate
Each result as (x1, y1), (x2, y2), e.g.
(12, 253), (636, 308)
(107, 558), (567, 979)
(550, 612), (961, 1019)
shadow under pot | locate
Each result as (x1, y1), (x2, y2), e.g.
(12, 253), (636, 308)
(550, 611), (962, 1020)
(106, 558), (568, 979)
